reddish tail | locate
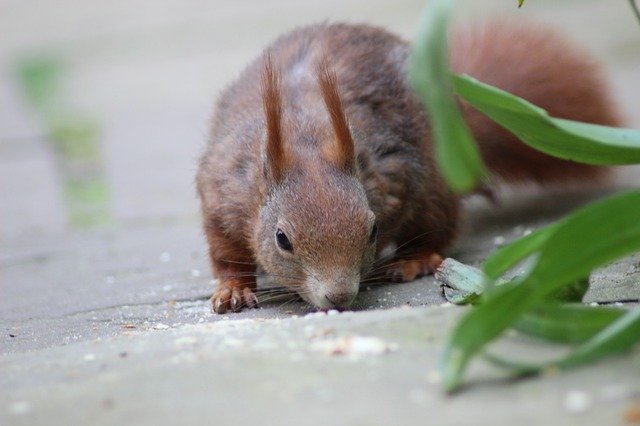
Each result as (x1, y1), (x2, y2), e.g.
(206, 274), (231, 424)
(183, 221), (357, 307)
(449, 21), (622, 184)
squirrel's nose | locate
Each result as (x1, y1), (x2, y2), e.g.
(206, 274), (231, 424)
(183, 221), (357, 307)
(325, 291), (357, 308)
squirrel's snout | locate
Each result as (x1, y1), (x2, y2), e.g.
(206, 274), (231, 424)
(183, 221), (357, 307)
(324, 291), (357, 309)
(304, 272), (360, 310)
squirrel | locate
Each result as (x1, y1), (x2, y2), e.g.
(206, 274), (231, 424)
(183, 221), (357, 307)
(196, 21), (621, 314)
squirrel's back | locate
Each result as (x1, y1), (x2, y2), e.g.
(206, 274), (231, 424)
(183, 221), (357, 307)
(199, 20), (622, 257)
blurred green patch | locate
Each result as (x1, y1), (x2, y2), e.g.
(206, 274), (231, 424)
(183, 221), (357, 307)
(16, 55), (111, 227)
(17, 57), (62, 111)
(64, 178), (111, 226)
(50, 114), (101, 160)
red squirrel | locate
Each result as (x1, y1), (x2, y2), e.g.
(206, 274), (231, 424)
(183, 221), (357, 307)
(196, 21), (621, 314)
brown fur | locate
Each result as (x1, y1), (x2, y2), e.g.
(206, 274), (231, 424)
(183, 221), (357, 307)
(317, 57), (356, 172)
(450, 21), (622, 182)
(196, 21), (621, 313)
(262, 54), (290, 185)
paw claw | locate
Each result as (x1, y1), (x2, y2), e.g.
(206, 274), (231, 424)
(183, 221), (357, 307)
(211, 285), (257, 314)
(230, 288), (242, 312)
(425, 253), (443, 273)
(211, 288), (232, 314)
(243, 287), (258, 309)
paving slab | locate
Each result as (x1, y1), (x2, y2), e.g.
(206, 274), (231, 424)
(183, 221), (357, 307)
(2, 306), (640, 426)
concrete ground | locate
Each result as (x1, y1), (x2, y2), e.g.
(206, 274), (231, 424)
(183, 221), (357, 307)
(1, 0), (640, 425)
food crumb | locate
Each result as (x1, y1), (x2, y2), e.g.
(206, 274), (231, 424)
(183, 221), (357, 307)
(152, 323), (170, 330)
(564, 390), (592, 414)
(310, 335), (397, 358)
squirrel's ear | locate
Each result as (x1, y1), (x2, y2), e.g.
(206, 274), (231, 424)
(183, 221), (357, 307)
(317, 58), (356, 173)
(261, 54), (290, 185)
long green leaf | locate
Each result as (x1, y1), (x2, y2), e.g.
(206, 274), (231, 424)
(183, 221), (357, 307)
(515, 304), (626, 344)
(486, 307), (640, 375)
(409, 0), (488, 193)
(483, 223), (559, 279)
(556, 307), (640, 367)
(452, 74), (640, 164)
(442, 189), (640, 391)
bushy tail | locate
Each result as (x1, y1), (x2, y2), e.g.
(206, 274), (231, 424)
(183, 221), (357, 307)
(449, 20), (622, 184)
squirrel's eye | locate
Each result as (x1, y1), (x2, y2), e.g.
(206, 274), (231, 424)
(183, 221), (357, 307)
(369, 224), (378, 244)
(275, 228), (293, 252)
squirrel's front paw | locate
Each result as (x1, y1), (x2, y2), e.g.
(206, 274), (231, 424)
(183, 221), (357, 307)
(385, 252), (443, 282)
(211, 284), (258, 314)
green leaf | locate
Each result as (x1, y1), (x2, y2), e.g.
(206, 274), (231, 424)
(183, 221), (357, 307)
(631, 0), (640, 27)
(552, 277), (590, 303)
(556, 307), (640, 367)
(17, 57), (62, 111)
(409, 0), (489, 193)
(515, 304), (626, 344)
(483, 224), (559, 279)
(442, 189), (640, 391)
(452, 74), (640, 165)
(487, 307), (640, 375)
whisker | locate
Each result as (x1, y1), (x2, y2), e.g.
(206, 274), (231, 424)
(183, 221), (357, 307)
(371, 228), (443, 266)
(216, 258), (257, 266)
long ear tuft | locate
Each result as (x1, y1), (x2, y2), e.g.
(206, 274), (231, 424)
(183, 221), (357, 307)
(262, 53), (289, 184)
(317, 57), (356, 173)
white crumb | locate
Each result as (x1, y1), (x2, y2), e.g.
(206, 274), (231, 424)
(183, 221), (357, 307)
(564, 390), (592, 414)
(310, 335), (398, 359)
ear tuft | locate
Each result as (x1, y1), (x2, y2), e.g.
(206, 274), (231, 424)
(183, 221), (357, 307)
(317, 57), (356, 173)
(262, 53), (289, 184)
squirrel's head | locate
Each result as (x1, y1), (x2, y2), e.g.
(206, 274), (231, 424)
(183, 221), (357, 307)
(254, 55), (376, 310)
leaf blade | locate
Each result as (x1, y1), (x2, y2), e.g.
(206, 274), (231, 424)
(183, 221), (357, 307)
(442, 189), (640, 391)
(515, 304), (626, 344)
(486, 307), (640, 375)
(483, 224), (559, 279)
(409, 0), (489, 193)
(452, 74), (640, 165)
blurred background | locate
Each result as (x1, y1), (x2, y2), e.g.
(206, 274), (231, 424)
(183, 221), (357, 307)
(1, 0), (639, 240)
